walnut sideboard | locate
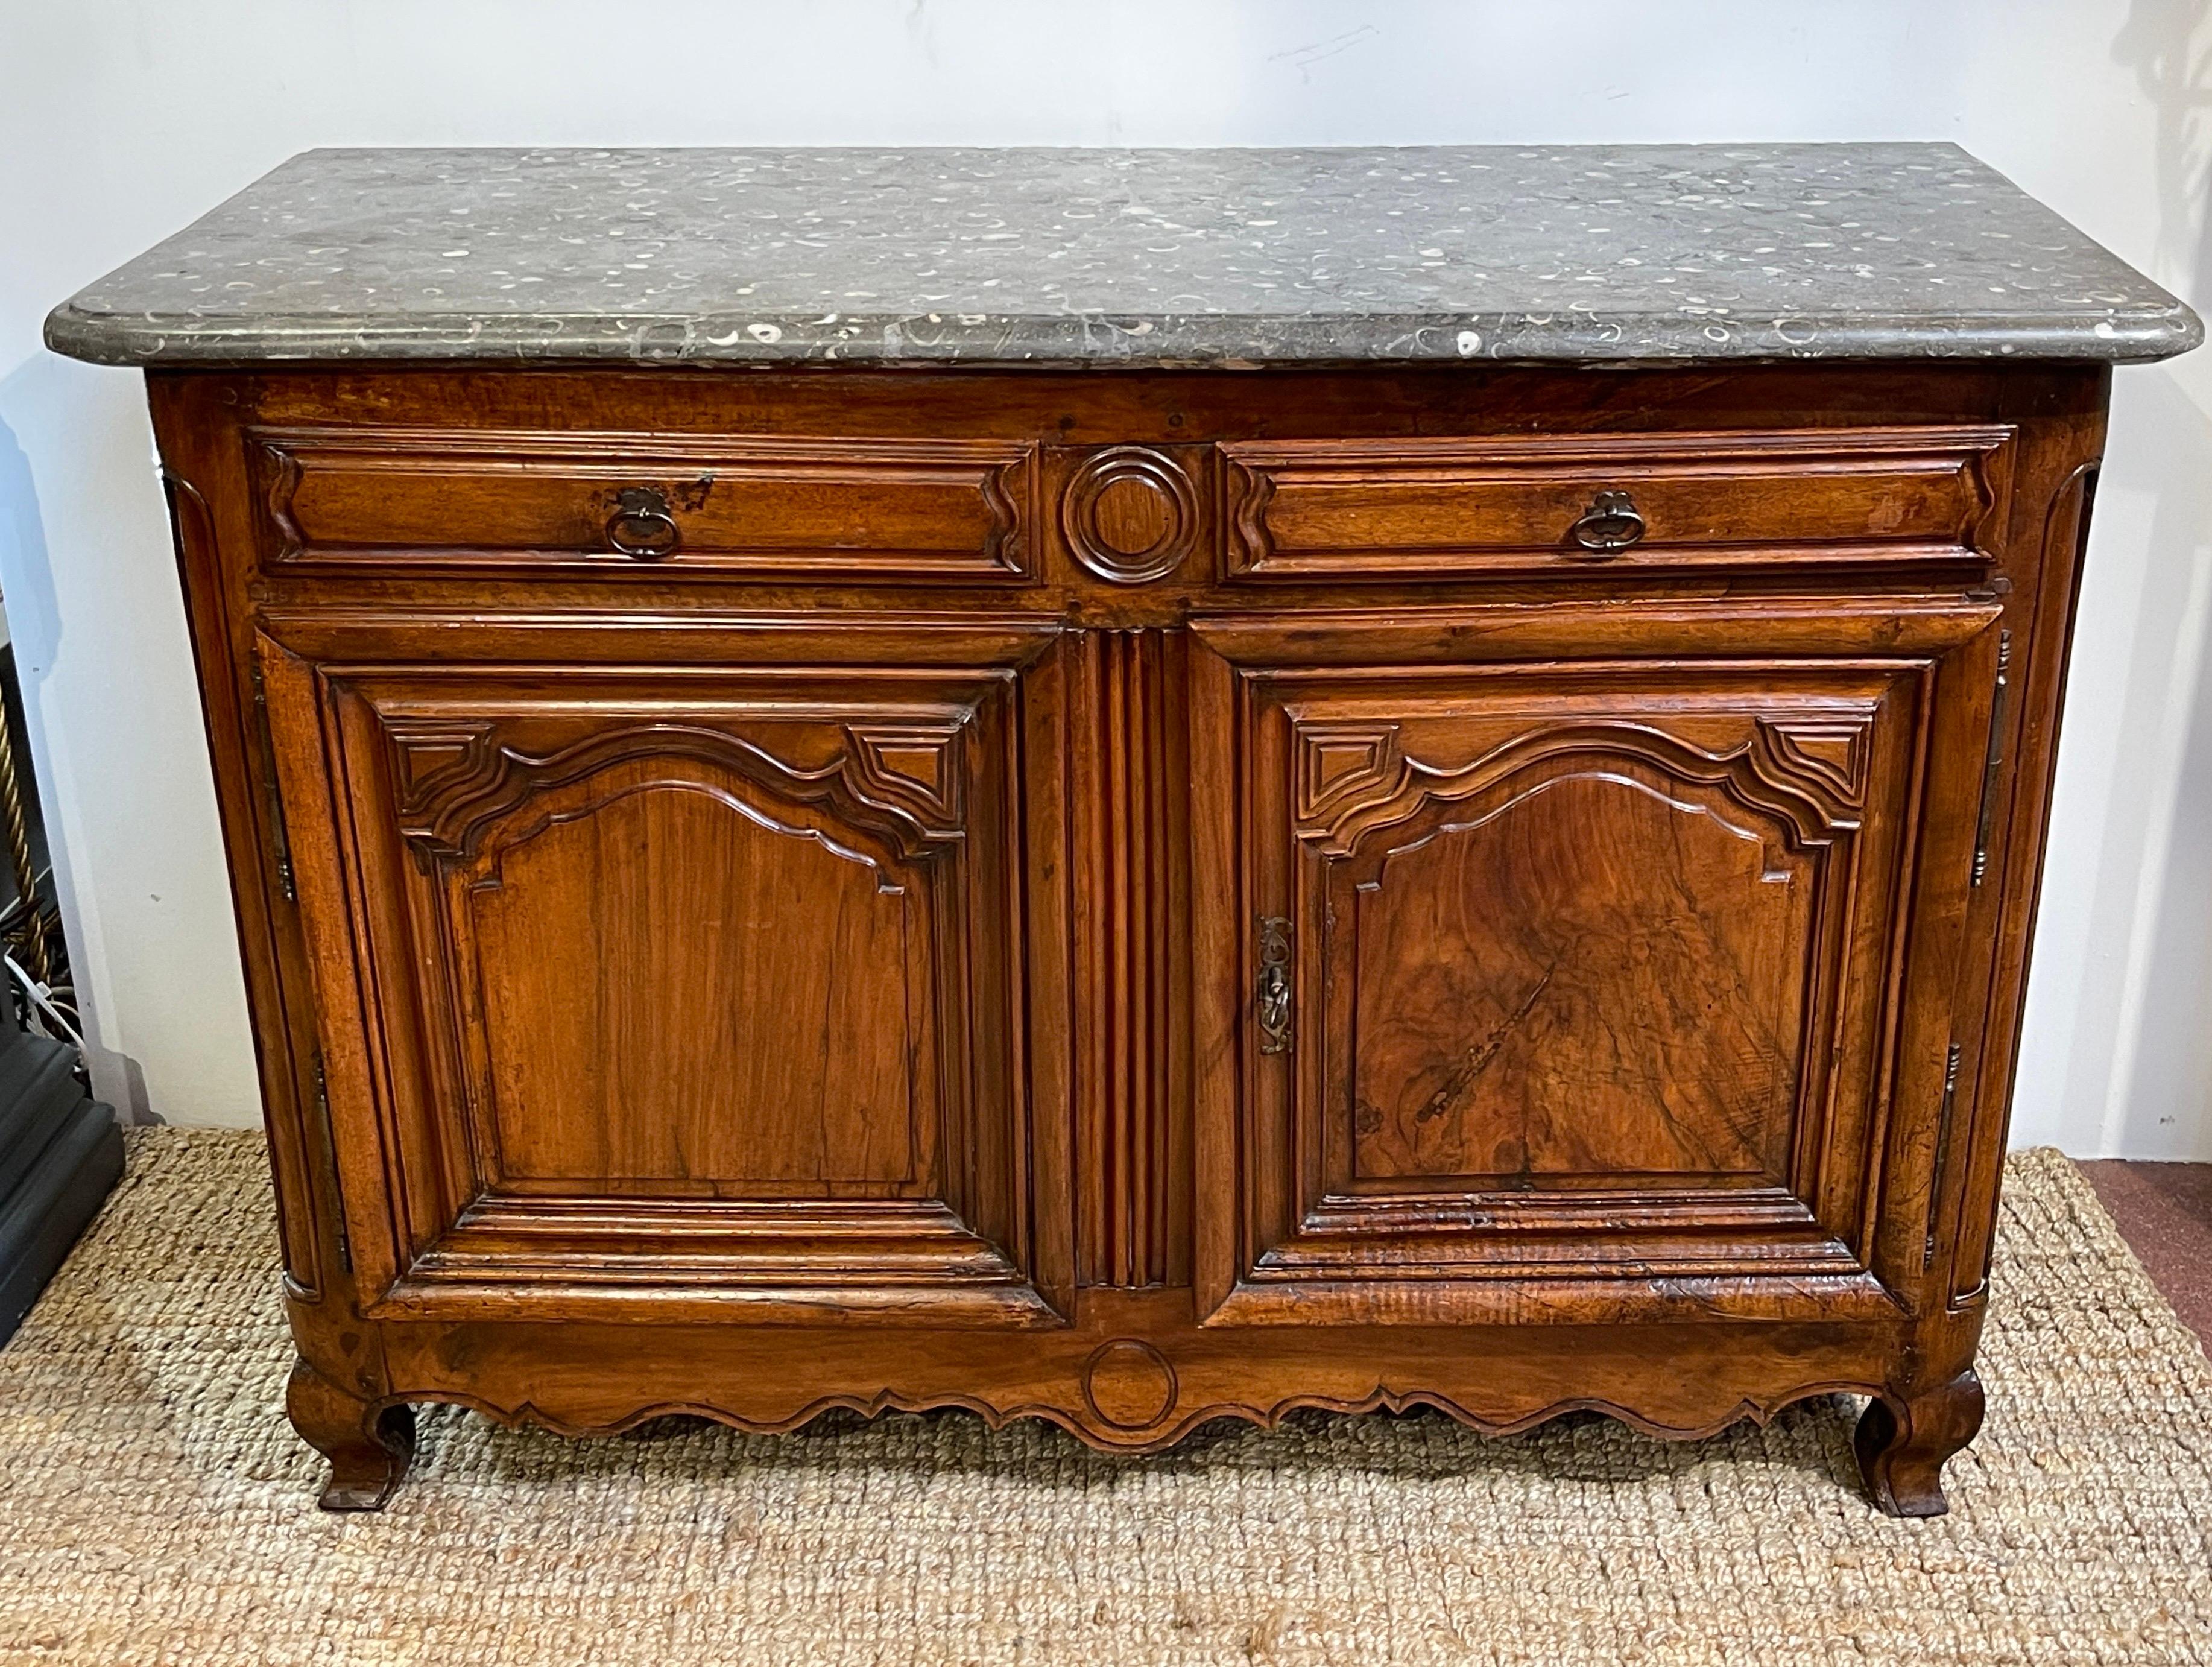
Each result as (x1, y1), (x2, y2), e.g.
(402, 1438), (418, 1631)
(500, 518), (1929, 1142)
(48, 145), (2202, 1514)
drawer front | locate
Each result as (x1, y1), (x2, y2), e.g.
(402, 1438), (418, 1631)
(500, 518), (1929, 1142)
(250, 426), (1037, 581)
(1222, 426), (2013, 580)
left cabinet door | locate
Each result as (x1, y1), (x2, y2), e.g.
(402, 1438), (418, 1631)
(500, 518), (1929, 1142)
(253, 614), (1068, 1326)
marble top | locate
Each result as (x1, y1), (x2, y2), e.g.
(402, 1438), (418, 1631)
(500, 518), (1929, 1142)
(44, 144), (2203, 369)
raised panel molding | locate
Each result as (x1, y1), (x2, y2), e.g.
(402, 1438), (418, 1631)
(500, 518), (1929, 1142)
(1190, 634), (1974, 1331)
(258, 639), (1064, 1329)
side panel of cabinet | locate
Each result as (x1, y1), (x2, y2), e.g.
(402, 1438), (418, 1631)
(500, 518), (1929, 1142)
(1191, 599), (2005, 1326)
(254, 615), (1070, 1324)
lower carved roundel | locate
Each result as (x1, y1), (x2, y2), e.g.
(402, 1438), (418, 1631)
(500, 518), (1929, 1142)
(1062, 446), (1199, 584)
(1082, 1338), (1178, 1430)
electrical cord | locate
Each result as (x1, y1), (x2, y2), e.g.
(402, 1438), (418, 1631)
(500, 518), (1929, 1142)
(5, 951), (83, 1049)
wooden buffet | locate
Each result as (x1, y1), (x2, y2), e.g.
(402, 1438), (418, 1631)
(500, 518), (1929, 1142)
(47, 144), (2202, 1514)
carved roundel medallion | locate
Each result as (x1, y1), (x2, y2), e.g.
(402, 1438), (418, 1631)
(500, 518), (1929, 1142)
(1061, 446), (1199, 584)
(1082, 1338), (1178, 1431)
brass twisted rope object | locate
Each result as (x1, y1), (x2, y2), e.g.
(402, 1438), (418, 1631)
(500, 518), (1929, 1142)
(0, 662), (51, 986)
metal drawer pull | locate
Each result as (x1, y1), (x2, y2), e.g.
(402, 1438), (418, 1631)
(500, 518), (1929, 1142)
(607, 486), (680, 559)
(1256, 915), (1294, 1055)
(1568, 489), (1645, 555)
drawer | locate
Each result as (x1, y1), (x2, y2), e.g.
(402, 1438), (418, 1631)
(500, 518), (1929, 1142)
(1221, 425), (2013, 581)
(249, 426), (1037, 581)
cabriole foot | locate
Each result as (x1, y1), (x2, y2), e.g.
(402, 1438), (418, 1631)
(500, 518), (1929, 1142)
(286, 1356), (416, 1511)
(1854, 1368), (1985, 1518)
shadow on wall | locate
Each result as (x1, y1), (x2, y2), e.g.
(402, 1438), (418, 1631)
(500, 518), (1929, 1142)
(2116, 0), (2212, 289)
(0, 406), (58, 693)
(0, 360), (153, 1125)
(2079, 0), (2212, 1156)
(2079, 374), (2212, 1157)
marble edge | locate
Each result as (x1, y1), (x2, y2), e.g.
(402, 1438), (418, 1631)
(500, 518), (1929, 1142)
(40, 299), (2209, 368)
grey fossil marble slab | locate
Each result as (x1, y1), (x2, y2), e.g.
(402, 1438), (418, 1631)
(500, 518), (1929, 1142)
(45, 144), (2203, 369)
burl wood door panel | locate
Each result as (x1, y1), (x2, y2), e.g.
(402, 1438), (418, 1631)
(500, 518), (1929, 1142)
(1192, 599), (2004, 1326)
(253, 615), (1067, 1325)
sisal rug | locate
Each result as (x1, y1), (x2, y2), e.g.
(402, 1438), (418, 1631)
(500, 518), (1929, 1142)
(1, 1132), (2209, 1665)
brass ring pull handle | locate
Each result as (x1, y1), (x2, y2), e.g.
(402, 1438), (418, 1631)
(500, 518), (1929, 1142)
(1568, 489), (1646, 555)
(607, 486), (681, 559)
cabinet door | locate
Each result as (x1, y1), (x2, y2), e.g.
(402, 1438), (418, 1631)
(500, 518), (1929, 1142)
(1192, 599), (2002, 1326)
(256, 616), (1066, 1324)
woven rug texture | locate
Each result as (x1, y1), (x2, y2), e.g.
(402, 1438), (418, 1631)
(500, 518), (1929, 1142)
(1, 1130), (2209, 1666)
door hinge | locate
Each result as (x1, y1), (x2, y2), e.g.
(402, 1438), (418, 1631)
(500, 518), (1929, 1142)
(248, 663), (297, 903)
(1256, 915), (1293, 1055)
(1923, 1040), (1965, 1272)
(312, 1052), (350, 1274)
(1971, 629), (2014, 888)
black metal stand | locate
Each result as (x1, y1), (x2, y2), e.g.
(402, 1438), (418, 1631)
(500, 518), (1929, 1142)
(0, 642), (119, 1346)
(0, 1020), (121, 1341)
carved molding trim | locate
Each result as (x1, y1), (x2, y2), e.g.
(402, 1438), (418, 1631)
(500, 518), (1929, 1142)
(385, 718), (970, 866)
(1224, 455), (1278, 571)
(1295, 721), (1406, 825)
(376, 1372), (1892, 1458)
(493, 779), (905, 893)
(976, 451), (1029, 575)
(1942, 455), (2104, 1312)
(1296, 718), (1869, 861)
(1073, 629), (1189, 1288)
(159, 470), (218, 572)
(169, 510), (332, 1303)
(254, 438), (309, 561)
(391, 1201), (1061, 1324)
(1758, 718), (1871, 809)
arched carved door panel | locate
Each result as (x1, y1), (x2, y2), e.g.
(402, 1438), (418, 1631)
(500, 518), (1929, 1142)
(1333, 754), (1821, 1190)
(1192, 606), (2002, 1327)
(255, 619), (1067, 1326)
(425, 748), (941, 1198)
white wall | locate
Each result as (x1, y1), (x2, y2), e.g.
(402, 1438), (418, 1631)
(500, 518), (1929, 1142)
(0, 0), (2206, 1153)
